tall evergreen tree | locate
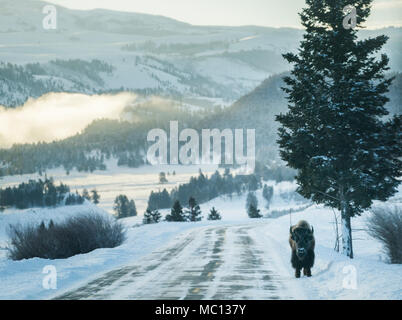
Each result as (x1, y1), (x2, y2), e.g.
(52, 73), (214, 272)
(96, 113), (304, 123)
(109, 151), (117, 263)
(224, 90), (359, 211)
(114, 195), (137, 218)
(160, 189), (172, 208)
(44, 180), (57, 207)
(76, 191), (84, 204)
(147, 191), (157, 211)
(113, 194), (129, 218)
(166, 200), (186, 222)
(186, 197), (202, 222)
(276, 0), (402, 258)
(128, 199), (137, 217)
(82, 189), (91, 201)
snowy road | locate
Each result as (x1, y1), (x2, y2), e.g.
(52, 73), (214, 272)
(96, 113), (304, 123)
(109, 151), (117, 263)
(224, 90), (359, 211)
(54, 222), (304, 300)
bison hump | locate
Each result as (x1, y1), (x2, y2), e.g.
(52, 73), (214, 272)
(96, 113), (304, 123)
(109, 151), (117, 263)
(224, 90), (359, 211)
(291, 220), (311, 232)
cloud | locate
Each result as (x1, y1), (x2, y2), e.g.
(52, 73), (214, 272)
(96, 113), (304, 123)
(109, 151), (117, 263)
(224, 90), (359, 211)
(0, 92), (137, 148)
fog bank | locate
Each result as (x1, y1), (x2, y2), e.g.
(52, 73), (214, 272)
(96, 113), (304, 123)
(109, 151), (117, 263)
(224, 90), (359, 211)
(0, 92), (137, 148)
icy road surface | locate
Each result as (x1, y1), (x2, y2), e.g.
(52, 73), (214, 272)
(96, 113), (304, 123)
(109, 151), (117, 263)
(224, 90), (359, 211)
(54, 222), (305, 300)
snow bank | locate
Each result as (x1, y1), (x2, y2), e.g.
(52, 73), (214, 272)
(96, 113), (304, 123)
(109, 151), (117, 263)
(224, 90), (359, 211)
(0, 202), (243, 300)
(0, 182), (400, 300)
(263, 204), (402, 300)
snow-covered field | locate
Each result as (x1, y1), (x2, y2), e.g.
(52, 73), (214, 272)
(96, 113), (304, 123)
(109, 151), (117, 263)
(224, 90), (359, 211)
(0, 162), (221, 214)
(0, 179), (400, 300)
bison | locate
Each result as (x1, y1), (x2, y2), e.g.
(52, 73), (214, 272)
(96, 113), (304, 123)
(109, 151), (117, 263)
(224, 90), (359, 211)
(289, 220), (315, 278)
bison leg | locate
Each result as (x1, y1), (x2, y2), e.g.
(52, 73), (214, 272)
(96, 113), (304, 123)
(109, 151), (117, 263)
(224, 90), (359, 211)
(305, 268), (312, 277)
(295, 268), (301, 278)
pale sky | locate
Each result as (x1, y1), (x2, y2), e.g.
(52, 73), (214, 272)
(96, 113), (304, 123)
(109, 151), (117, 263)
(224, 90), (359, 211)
(45, 0), (402, 28)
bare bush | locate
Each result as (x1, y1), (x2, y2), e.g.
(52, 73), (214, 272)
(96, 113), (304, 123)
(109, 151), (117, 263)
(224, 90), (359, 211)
(7, 213), (126, 260)
(367, 206), (402, 264)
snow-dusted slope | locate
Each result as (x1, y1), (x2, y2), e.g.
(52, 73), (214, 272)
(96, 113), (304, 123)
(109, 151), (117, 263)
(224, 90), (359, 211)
(0, 0), (292, 106)
(2, 0), (400, 108)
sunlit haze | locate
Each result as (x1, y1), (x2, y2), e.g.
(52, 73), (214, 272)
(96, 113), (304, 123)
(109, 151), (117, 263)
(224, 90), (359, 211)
(0, 93), (136, 147)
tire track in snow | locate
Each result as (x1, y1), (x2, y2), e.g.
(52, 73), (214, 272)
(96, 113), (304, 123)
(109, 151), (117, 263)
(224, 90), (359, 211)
(54, 222), (300, 300)
(55, 228), (199, 300)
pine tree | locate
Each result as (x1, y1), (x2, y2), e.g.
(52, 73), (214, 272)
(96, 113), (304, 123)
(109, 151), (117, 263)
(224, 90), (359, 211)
(65, 193), (73, 205)
(276, 0), (402, 258)
(143, 209), (154, 224)
(76, 191), (84, 204)
(128, 199), (137, 217)
(166, 200), (186, 222)
(113, 194), (129, 218)
(82, 188), (90, 201)
(151, 209), (162, 223)
(161, 188), (172, 208)
(147, 191), (157, 211)
(207, 207), (222, 220)
(186, 197), (202, 222)
(91, 189), (100, 204)
(143, 209), (162, 224)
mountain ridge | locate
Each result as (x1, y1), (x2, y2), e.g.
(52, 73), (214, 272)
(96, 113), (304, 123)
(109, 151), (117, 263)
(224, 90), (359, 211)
(1, 0), (401, 108)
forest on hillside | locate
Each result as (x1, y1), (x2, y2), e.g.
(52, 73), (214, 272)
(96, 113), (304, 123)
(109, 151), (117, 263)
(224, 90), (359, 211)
(0, 71), (400, 177)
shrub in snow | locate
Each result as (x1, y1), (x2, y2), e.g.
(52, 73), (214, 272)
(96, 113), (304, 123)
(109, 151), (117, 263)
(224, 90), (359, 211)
(7, 213), (126, 260)
(367, 206), (402, 264)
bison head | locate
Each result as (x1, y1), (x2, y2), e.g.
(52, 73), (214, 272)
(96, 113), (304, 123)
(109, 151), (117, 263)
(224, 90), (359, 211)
(290, 226), (314, 261)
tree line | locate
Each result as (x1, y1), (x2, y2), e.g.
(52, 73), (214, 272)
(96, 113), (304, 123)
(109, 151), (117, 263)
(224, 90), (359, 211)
(147, 169), (262, 212)
(144, 197), (222, 225)
(0, 177), (100, 210)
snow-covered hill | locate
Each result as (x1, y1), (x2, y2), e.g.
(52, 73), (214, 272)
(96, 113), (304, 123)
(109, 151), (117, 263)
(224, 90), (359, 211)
(0, 0), (293, 107)
(1, 0), (401, 108)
